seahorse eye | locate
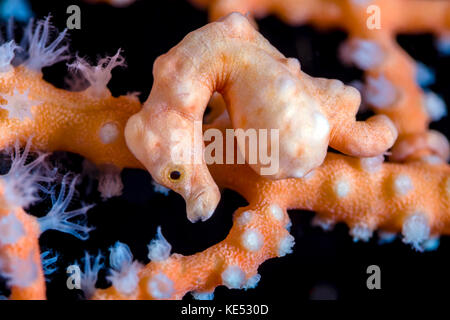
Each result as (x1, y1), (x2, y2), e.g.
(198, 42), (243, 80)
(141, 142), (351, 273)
(169, 170), (182, 180)
(165, 166), (185, 183)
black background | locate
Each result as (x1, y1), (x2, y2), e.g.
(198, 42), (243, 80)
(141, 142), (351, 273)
(1, 0), (449, 301)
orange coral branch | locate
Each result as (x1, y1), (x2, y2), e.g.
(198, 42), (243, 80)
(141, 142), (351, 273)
(92, 148), (449, 300)
(212, 154), (450, 240)
(0, 180), (45, 299)
(191, 0), (450, 31)
(0, 66), (142, 170)
(93, 202), (292, 300)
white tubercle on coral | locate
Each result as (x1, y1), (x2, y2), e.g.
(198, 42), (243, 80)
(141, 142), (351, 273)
(422, 91), (447, 122)
(147, 273), (174, 299)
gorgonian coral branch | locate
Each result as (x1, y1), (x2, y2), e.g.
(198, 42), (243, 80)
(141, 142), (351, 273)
(0, 177), (46, 299)
(93, 204), (293, 300)
(92, 147), (449, 299)
(0, 19), (142, 172)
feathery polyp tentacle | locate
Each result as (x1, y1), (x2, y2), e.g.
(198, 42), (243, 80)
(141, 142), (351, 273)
(147, 226), (172, 262)
(2, 139), (54, 208)
(23, 16), (69, 71)
(107, 242), (142, 295)
(67, 49), (126, 98)
(41, 250), (58, 277)
(0, 40), (18, 73)
(76, 251), (104, 299)
(38, 175), (95, 240)
(97, 164), (123, 200)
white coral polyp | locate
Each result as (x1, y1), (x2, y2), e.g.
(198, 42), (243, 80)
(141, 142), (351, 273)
(107, 242), (142, 295)
(78, 251), (104, 299)
(364, 74), (397, 109)
(221, 265), (246, 289)
(0, 212), (25, 246)
(152, 180), (170, 196)
(97, 166), (123, 200)
(422, 91), (447, 122)
(99, 122), (120, 144)
(24, 17), (69, 71)
(360, 155), (384, 173)
(0, 88), (40, 121)
(147, 273), (175, 299)
(339, 38), (384, 70)
(350, 224), (373, 242)
(147, 226), (172, 262)
(241, 229), (264, 252)
(191, 291), (214, 300)
(2, 140), (53, 208)
(278, 234), (295, 257)
(68, 49), (126, 98)
(243, 274), (261, 290)
(402, 212), (430, 251)
(2, 253), (38, 288)
(38, 175), (94, 240)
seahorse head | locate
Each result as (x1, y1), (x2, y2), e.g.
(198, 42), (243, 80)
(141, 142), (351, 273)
(125, 107), (220, 223)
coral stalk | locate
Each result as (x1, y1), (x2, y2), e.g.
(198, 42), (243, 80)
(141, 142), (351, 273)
(0, 66), (142, 169)
(0, 179), (45, 299)
(92, 148), (449, 299)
